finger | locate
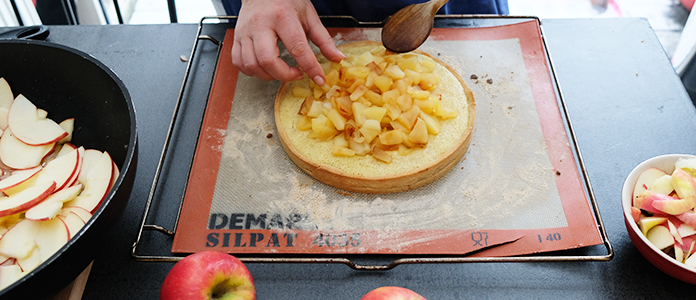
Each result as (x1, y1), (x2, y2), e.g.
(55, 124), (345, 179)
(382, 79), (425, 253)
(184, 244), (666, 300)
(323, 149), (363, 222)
(231, 39), (253, 77)
(275, 18), (326, 86)
(241, 37), (275, 81)
(252, 30), (303, 82)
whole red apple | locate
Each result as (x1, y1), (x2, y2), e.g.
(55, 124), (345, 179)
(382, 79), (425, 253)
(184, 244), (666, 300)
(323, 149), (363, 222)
(360, 286), (426, 300)
(160, 251), (256, 300)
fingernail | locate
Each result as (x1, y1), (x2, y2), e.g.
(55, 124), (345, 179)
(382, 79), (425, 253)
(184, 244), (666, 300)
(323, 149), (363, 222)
(293, 74), (304, 81)
(313, 76), (325, 87)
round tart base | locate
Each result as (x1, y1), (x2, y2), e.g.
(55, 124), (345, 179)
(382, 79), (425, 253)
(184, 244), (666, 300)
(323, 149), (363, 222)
(274, 41), (476, 194)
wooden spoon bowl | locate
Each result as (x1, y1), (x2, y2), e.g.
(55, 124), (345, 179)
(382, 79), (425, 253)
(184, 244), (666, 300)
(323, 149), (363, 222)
(381, 0), (449, 53)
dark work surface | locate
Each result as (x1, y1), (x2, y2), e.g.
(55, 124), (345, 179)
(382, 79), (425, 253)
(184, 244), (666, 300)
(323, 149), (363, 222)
(21, 18), (696, 299)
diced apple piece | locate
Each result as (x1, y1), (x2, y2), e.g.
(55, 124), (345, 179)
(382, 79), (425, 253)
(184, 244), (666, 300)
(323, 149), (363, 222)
(292, 86), (313, 98)
(685, 249), (696, 268)
(0, 166), (41, 193)
(396, 105), (421, 130)
(668, 220), (684, 245)
(638, 215), (668, 236)
(7, 95), (67, 146)
(652, 198), (692, 215)
(34, 217), (69, 262)
(396, 94), (412, 111)
(630, 206), (642, 223)
(326, 109), (347, 131)
(351, 102), (368, 127)
(384, 65), (405, 79)
(649, 174), (674, 195)
(676, 212), (696, 228)
(0, 219), (40, 259)
(0, 129), (55, 170)
(397, 56), (419, 71)
(678, 223), (696, 238)
(672, 168), (696, 208)
(66, 152), (114, 213)
(675, 157), (696, 178)
(332, 146), (356, 157)
(646, 225), (674, 250)
(676, 245), (685, 262)
(310, 114), (339, 141)
(359, 119), (381, 144)
(634, 190), (677, 214)
(373, 75), (393, 93)
(408, 118), (429, 145)
(306, 101), (325, 118)
(25, 184), (83, 221)
(372, 146), (392, 163)
(0, 181), (55, 218)
(0, 264), (24, 290)
(348, 138), (370, 156)
(361, 106), (387, 122)
(58, 118), (74, 144)
(419, 112), (441, 135)
(379, 130), (403, 146)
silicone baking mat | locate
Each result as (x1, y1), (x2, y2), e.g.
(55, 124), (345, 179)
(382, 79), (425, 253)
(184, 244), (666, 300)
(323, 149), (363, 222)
(171, 20), (603, 256)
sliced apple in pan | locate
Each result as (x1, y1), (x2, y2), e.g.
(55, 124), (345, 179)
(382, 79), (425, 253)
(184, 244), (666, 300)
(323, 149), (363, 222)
(0, 219), (41, 259)
(25, 184), (83, 221)
(66, 151), (113, 213)
(0, 166), (41, 193)
(0, 264), (24, 290)
(58, 118), (74, 144)
(60, 212), (85, 239)
(61, 205), (92, 223)
(16, 247), (41, 273)
(34, 217), (69, 262)
(0, 181), (55, 218)
(0, 128), (55, 170)
(30, 146), (80, 191)
(77, 149), (104, 183)
(0, 78), (12, 109)
(7, 95), (67, 146)
(62, 145), (84, 188)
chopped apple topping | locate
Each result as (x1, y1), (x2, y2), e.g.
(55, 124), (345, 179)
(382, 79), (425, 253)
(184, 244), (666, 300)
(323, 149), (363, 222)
(295, 46), (458, 162)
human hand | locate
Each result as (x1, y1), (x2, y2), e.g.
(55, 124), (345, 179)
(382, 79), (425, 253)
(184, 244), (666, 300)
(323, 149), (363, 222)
(232, 0), (345, 86)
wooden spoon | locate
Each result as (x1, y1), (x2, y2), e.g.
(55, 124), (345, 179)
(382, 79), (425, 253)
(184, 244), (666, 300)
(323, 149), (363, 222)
(381, 0), (449, 53)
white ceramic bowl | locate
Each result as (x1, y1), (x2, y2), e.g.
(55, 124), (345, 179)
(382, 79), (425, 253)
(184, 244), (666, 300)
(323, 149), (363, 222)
(621, 154), (696, 284)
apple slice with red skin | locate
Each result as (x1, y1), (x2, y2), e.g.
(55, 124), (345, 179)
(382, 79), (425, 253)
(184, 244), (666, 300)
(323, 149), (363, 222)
(7, 95), (67, 146)
(160, 251), (256, 300)
(34, 217), (69, 262)
(0, 264), (24, 290)
(59, 212), (85, 239)
(66, 151), (113, 213)
(0, 181), (55, 218)
(360, 286), (426, 300)
(25, 184), (83, 221)
(61, 206), (92, 224)
(0, 219), (41, 259)
(58, 118), (74, 144)
(633, 190), (677, 214)
(0, 78), (12, 109)
(16, 247), (41, 273)
(633, 167), (668, 199)
(28, 146), (80, 192)
(64, 146), (84, 188)
(77, 149), (104, 183)
(0, 128), (55, 170)
(0, 166), (41, 193)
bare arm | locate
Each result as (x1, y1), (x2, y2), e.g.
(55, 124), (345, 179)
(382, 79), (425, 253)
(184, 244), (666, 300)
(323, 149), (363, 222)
(231, 0), (345, 86)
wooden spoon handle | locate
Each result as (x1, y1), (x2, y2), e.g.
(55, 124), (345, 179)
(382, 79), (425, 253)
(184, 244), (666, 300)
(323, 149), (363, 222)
(430, 0), (450, 14)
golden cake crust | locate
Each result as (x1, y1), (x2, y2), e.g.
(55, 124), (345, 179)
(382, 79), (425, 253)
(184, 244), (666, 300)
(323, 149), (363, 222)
(274, 41), (476, 194)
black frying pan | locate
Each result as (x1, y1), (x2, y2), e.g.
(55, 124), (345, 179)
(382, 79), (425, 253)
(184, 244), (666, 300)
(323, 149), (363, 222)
(0, 26), (137, 299)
